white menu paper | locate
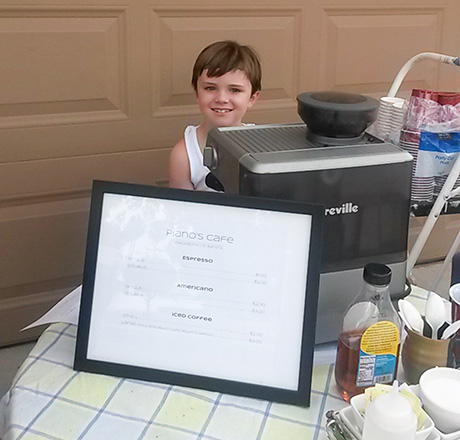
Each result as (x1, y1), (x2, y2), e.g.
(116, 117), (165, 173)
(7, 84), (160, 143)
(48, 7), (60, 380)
(86, 193), (312, 391)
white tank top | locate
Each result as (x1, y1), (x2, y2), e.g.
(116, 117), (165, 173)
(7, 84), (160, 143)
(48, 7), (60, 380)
(184, 126), (212, 191)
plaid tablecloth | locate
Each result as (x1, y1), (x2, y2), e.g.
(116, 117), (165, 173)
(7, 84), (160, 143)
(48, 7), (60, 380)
(0, 286), (430, 440)
(0, 323), (348, 440)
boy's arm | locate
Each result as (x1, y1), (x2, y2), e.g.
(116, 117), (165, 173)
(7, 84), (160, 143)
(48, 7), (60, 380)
(168, 139), (194, 190)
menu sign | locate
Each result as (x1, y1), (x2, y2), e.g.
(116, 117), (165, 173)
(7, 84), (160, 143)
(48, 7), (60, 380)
(74, 181), (322, 405)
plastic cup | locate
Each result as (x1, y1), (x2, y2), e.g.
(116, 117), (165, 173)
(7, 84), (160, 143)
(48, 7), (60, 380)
(449, 283), (460, 322)
(448, 284), (460, 368)
(376, 97), (407, 142)
(411, 89), (439, 102)
(437, 92), (460, 106)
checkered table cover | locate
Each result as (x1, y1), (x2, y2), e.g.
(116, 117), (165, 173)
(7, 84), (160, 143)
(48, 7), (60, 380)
(0, 323), (348, 440)
(1, 287), (429, 440)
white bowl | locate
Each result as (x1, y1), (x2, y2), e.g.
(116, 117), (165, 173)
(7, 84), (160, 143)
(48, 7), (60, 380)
(419, 367), (460, 434)
(350, 393), (435, 440)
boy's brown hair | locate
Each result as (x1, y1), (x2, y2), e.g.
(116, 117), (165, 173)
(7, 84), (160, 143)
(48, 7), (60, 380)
(191, 40), (262, 96)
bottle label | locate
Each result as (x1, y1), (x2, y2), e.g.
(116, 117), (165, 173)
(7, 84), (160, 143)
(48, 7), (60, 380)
(356, 321), (399, 387)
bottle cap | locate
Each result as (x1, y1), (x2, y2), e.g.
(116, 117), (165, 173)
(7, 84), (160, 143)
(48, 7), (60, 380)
(363, 263), (392, 286)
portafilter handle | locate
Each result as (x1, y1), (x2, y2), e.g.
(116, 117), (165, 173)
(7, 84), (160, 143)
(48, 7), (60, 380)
(204, 144), (218, 170)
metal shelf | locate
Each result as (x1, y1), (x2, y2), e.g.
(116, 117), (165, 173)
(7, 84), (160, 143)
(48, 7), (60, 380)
(411, 199), (460, 217)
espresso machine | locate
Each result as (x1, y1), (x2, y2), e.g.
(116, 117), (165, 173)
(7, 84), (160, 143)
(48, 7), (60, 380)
(203, 92), (413, 343)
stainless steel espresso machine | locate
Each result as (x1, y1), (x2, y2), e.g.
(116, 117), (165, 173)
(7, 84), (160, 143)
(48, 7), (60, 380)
(203, 91), (413, 343)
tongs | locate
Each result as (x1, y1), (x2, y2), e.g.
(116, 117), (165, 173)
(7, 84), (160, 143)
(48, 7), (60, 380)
(325, 410), (360, 440)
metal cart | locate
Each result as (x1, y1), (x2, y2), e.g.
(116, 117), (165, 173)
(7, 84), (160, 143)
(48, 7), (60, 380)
(384, 52), (460, 290)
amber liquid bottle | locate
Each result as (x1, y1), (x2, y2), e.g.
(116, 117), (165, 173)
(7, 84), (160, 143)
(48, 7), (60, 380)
(335, 263), (401, 403)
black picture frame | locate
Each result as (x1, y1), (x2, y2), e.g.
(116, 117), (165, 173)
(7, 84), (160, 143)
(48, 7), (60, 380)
(74, 180), (323, 406)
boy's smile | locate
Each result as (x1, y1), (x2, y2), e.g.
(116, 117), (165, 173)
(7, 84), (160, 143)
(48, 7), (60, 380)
(195, 69), (259, 130)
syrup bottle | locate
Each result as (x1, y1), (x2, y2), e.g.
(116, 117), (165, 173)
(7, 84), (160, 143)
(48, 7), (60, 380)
(334, 263), (401, 402)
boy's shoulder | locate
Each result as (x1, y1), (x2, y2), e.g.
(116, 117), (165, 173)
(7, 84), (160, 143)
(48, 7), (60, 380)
(172, 135), (186, 155)
(169, 136), (193, 190)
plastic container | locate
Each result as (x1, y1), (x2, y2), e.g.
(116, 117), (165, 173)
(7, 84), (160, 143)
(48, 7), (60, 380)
(335, 263), (402, 402)
(362, 381), (417, 440)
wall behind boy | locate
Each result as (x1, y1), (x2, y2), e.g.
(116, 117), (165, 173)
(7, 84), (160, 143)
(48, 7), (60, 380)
(1, 0), (459, 346)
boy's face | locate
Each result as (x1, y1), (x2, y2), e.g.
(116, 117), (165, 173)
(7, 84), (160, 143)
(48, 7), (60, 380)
(194, 69), (259, 129)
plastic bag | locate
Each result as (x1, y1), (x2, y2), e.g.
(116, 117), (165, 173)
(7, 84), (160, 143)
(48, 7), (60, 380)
(415, 132), (460, 178)
(400, 90), (460, 201)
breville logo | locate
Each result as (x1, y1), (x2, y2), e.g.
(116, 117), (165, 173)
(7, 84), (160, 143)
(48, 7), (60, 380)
(325, 202), (359, 216)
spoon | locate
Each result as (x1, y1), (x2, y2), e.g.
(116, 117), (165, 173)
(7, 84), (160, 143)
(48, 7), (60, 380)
(398, 299), (424, 334)
(425, 292), (448, 340)
(398, 310), (413, 332)
(441, 320), (460, 339)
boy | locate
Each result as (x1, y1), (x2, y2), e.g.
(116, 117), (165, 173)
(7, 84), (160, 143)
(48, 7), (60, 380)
(168, 40), (262, 191)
